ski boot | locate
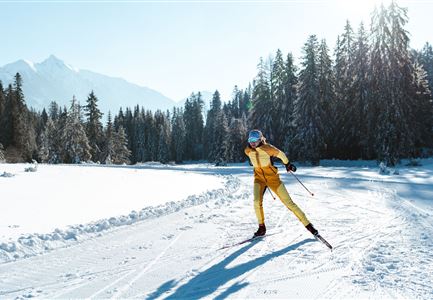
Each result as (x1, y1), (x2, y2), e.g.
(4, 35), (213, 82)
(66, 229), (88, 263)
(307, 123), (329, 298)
(253, 224), (266, 238)
(305, 223), (318, 237)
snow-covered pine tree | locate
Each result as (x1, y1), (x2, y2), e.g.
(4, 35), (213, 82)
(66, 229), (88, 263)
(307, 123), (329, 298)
(114, 107), (124, 131)
(171, 107), (186, 163)
(131, 107), (145, 163)
(227, 115), (248, 162)
(144, 110), (157, 162)
(367, 5), (389, 161)
(293, 35), (324, 165)
(213, 109), (230, 166)
(0, 82), (5, 146)
(84, 91), (104, 162)
(48, 106), (67, 164)
(184, 93), (204, 161)
(135, 108), (148, 162)
(156, 110), (171, 164)
(333, 21), (359, 159)
(419, 42), (433, 95)
(122, 108), (135, 159)
(37, 123), (49, 163)
(240, 85), (252, 117)
(282, 53), (298, 157)
(352, 22), (371, 159)
(317, 39), (335, 159)
(205, 90), (223, 162)
(271, 49), (288, 149)
(34, 109), (48, 162)
(250, 57), (273, 140)
(411, 61), (433, 151)
(60, 96), (91, 163)
(230, 86), (242, 119)
(370, 2), (416, 166)
(6, 73), (37, 161)
(102, 112), (115, 164)
(112, 125), (131, 164)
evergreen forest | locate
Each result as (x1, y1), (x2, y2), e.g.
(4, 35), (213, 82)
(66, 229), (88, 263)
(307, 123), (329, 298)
(1, 2), (432, 166)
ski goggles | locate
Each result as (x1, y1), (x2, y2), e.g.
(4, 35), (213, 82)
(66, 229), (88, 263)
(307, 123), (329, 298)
(248, 130), (262, 143)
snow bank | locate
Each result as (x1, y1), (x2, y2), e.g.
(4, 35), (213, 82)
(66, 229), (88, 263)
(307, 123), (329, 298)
(0, 175), (240, 264)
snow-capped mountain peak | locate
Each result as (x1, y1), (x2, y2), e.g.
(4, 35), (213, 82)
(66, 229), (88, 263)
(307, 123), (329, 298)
(2, 59), (37, 75)
(37, 55), (78, 73)
(0, 55), (178, 118)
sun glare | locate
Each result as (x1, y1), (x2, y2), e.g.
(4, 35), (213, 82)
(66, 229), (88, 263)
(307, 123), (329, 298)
(334, 0), (394, 22)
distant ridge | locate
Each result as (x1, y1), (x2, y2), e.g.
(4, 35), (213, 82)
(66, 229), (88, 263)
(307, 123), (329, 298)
(0, 55), (178, 118)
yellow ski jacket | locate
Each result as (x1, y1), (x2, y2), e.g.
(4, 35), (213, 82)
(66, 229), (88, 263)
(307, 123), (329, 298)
(244, 143), (289, 188)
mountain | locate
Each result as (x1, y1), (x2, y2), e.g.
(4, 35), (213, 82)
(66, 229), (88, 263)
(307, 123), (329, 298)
(0, 55), (178, 118)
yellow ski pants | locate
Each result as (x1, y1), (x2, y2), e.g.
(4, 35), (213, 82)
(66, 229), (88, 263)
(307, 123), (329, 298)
(253, 181), (310, 226)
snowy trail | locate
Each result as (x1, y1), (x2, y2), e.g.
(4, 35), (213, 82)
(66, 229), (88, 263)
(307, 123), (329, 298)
(1, 164), (433, 299)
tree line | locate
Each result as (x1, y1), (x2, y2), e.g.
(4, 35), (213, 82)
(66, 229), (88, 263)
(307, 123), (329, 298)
(1, 2), (432, 166)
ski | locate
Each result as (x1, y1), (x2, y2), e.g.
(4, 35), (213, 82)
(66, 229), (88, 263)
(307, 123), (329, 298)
(219, 231), (282, 250)
(218, 236), (262, 250)
(315, 233), (333, 250)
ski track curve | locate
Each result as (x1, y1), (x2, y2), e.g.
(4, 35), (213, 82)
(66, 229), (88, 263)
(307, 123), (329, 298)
(0, 167), (432, 299)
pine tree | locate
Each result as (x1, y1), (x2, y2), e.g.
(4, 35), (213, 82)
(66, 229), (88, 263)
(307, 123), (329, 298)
(184, 92), (204, 160)
(102, 112), (115, 164)
(155, 110), (171, 164)
(240, 86), (252, 117)
(213, 110), (230, 166)
(370, 2), (416, 165)
(353, 22), (371, 159)
(204, 90), (223, 162)
(0, 82), (5, 146)
(37, 123), (50, 163)
(47, 107), (67, 163)
(48, 101), (60, 121)
(411, 61), (433, 150)
(271, 49), (288, 148)
(281, 53), (298, 155)
(133, 106), (143, 163)
(171, 108), (186, 163)
(131, 106), (145, 163)
(419, 42), (433, 95)
(6, 73), (37, 161)
(250, 57), (273, 140)
(112, 125), (131, 164)
(333, 21), (360, 159)
(144, 110), (157, 161)
(293, 35), (324, 165)
(84, 91), (104, 162)
(61, 96), (91, 163)
(317, 39), (335, 158)
(227, 115), (248, 162)
(367, 5), (389, 161)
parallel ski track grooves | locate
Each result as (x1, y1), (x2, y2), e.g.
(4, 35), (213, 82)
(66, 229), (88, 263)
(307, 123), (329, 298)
(109, 233), (183, 299)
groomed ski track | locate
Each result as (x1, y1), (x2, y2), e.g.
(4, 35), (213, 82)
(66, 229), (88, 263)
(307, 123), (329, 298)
(1, 164), (432, 299)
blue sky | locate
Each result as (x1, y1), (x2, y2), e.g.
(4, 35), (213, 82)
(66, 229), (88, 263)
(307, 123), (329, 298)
(0, 0), (432, 101)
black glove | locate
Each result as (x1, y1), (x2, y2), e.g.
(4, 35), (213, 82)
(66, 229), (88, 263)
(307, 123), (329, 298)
(285, 163), (297, 172)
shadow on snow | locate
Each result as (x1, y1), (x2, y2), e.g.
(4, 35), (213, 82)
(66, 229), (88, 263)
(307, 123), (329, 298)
(146, 237), (315, 300)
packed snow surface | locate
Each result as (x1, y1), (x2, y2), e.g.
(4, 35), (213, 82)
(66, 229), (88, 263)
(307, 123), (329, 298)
(0, 160), (432, 299)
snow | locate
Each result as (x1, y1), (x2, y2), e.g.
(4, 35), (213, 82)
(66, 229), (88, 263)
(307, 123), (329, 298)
(0, 163), (225, 240)
(0, 160), (432, 299)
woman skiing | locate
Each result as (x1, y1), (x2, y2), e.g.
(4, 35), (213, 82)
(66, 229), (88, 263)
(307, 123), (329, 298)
(244, 129), (319, 238)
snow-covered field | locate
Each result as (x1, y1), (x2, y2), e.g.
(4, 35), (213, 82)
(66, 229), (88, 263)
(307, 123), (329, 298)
(1, 160), (432, 299)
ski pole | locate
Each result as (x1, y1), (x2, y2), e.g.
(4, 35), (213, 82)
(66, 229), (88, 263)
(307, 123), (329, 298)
(265, 186), (277, 200)
(289, 170), (315, 196)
